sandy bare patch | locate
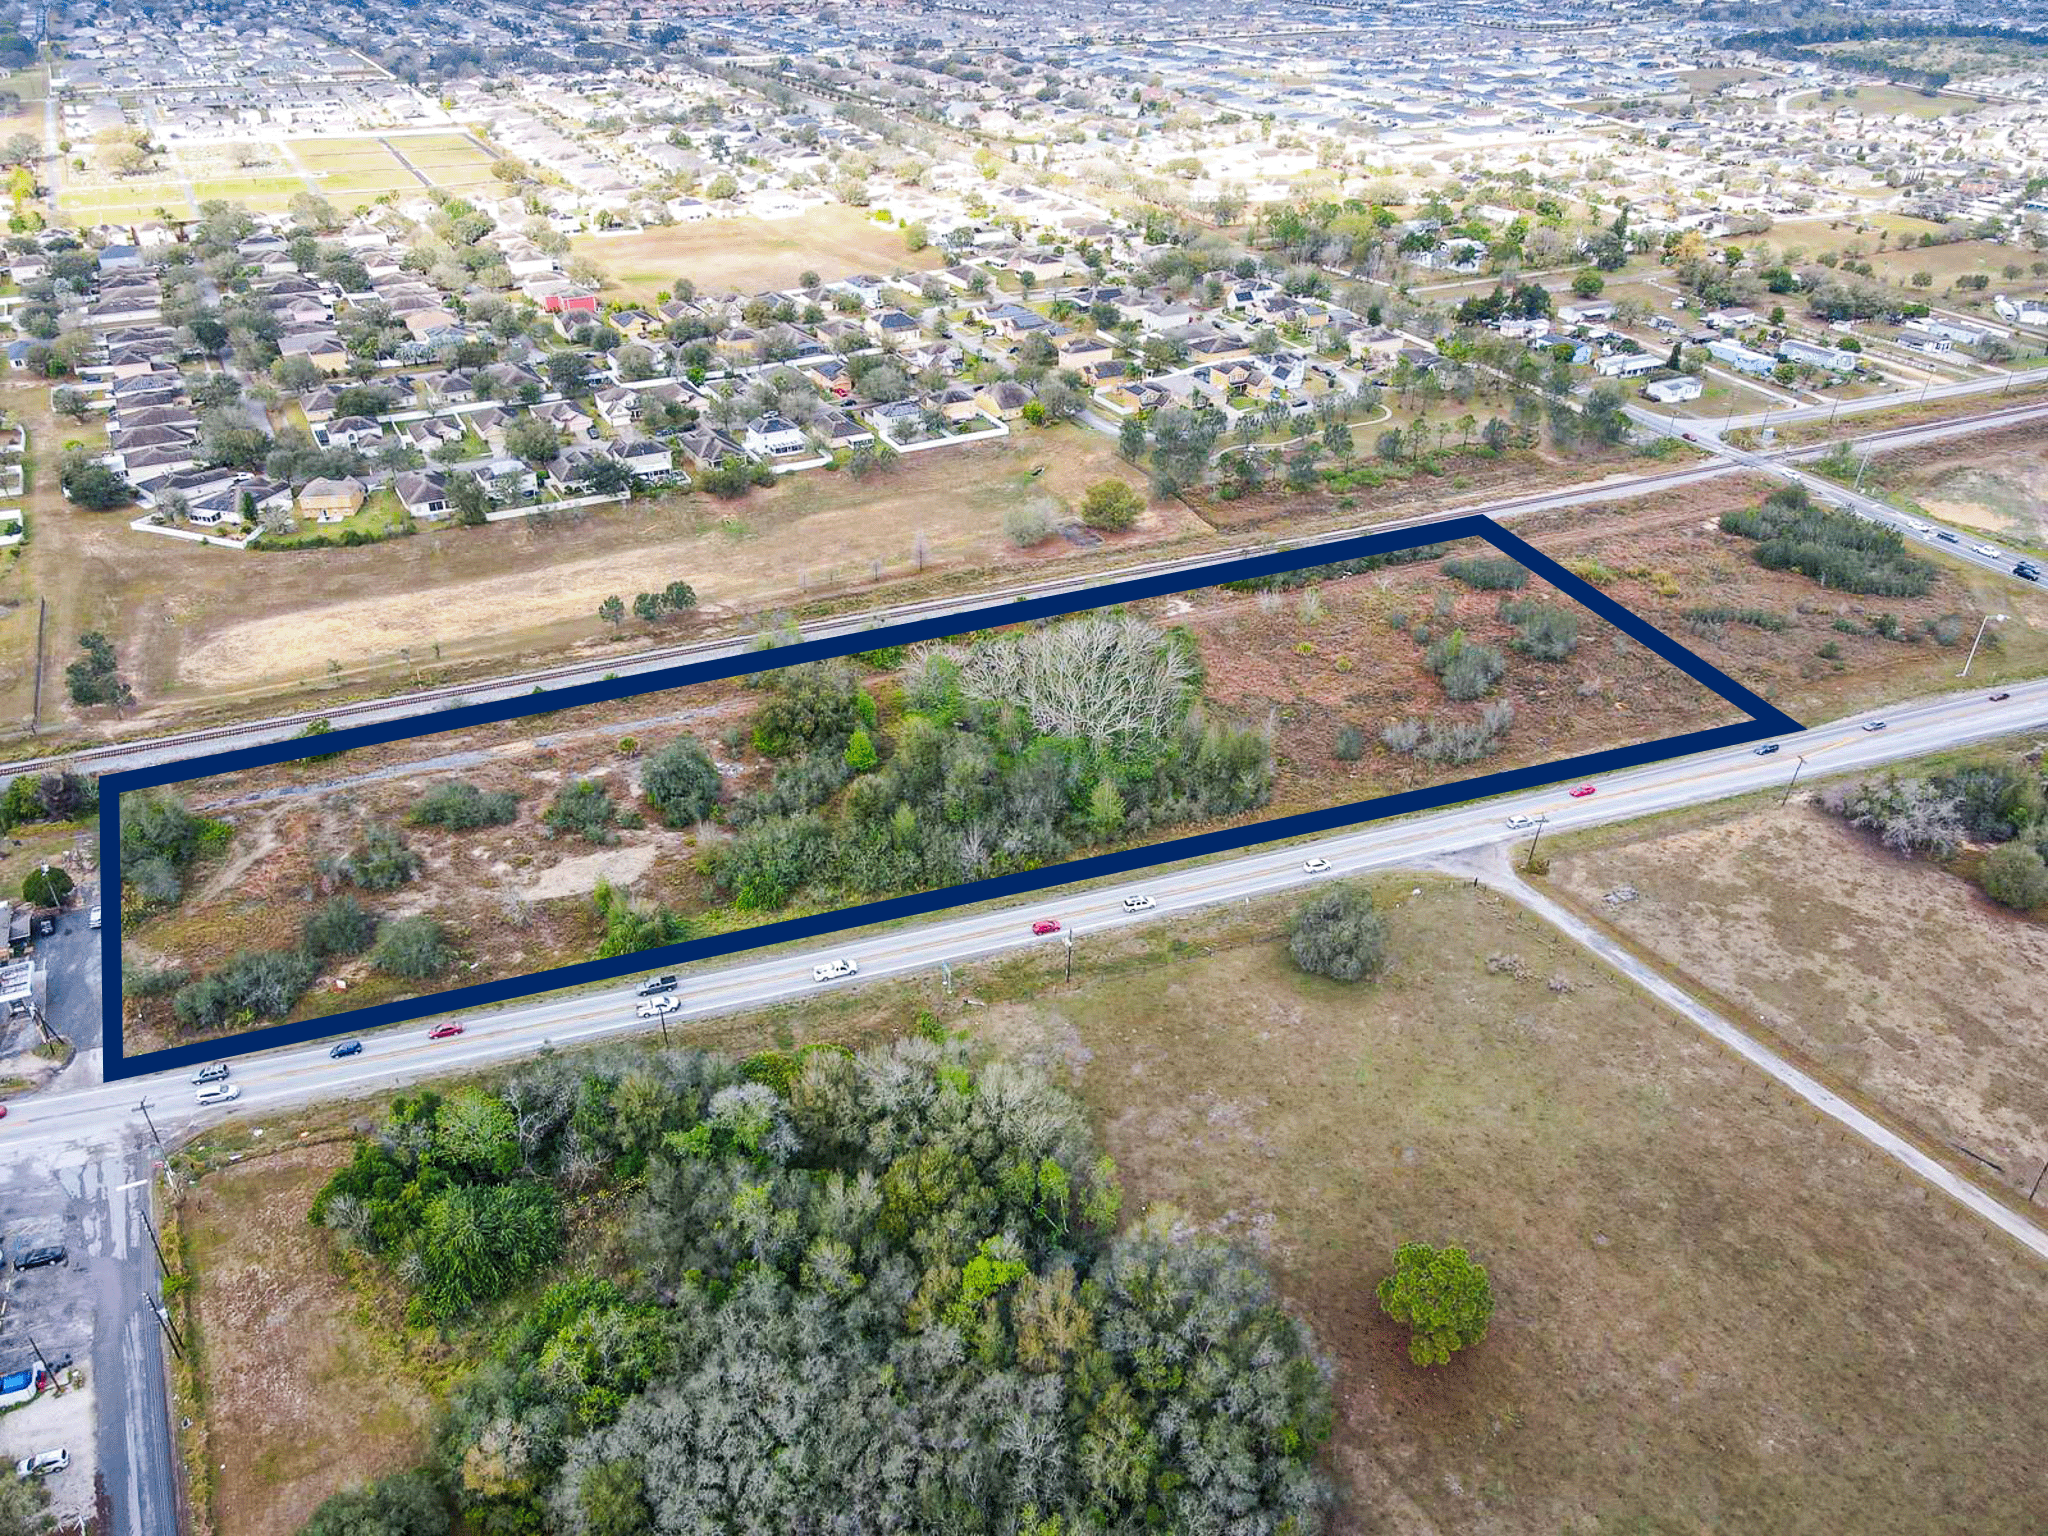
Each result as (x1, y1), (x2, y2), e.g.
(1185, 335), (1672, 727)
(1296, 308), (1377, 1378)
(519, 841), (660, 902)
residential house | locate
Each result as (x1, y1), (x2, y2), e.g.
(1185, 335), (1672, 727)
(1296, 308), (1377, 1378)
(742, 413), (810, 458)
(1643, 375), (1703, 405)
(394, 470), (450, 520)
(609, 438), (674, 479)
(298, 476), (366, 523)
(322, 415), (385, 449)
(279, 331), (347, 372)
(974, 380), (1033, 421)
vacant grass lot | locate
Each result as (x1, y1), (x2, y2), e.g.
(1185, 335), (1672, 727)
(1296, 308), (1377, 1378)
(572, 207), (944, 298)
(962, 879), (2048, 1535)
(178, 1142), (438, 1536)
(1546, 775), (2048, 1200)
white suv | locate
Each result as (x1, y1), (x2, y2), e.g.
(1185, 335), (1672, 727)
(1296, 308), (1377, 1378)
(635, 996), (681, 1018)
(1121, 895), (1156, 913)
(812, 958), (859, 983)
(16, 1449), (67, 1479)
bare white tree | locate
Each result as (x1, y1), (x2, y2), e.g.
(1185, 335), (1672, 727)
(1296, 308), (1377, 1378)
(918, 615), (1195, 747)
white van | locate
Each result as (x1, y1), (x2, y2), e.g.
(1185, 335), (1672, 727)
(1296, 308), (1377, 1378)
(196, 1083), (240, 1107)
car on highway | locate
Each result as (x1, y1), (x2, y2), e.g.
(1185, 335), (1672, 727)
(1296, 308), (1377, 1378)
(2016, 565), (2041, 582)
(14, 1246), (65, 1271)
(1909, 522), (1933, 535)
(636, 996), (681, 1018)
(329, 1040), (362, 1058)
(1862, 721), (1887, 732)
(89, 905), (100, 930)
(1680, 432), (1697, 442)
(196, 1083), (240, 1106)
(1991, 692), (2011, 702)
(14, 1450), (66, 1480)
(636, 975), (679, 996)
(428, 1023), (464, 1040)
(1030, 919), (1061, 936)
(1505, 813), (1535, 830)
(1753, 743), (1781, 755)
(0, 1104), (7, 1120)
(1568, 785), (1597, 798)
(192, 1062), (229, 1084)
(1973, 544), (2003, 558)
(1122, 895), (1157, 912)
(1303, 857), (1331, 874)
(812, 958), (858, 984)
(1935, 530), (1960, 544)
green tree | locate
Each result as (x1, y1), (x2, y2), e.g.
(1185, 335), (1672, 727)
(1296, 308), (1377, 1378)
(598, 595), (625, 629)
(66, 630), (134, 708)
(662, 580), (698, 613)
(632, 592), (662, 624)
(1570, 269), (1604, 299)
(1287, 881), (1388, 981)
(303, 895), (378, 958)
(1087, 775), (1125, 839)
(298, 1471), (447, 1536)
(642, 737), (721, 826)
(1117, 414), (1147, 462)
(1079, 478), (1143, 531)
(1377, 1242), (1494, 1366)
(21, 865), (72, 907)
(581, 1461), (652, 1536)
(435, 1089), (521, 1179)
(844, 727), (879, 773)
(1981, 841), (2048, 911)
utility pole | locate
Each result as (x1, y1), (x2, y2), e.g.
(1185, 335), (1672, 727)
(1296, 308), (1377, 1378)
(1781, 754), (1807, 806)
(1524, 813), (1549, 867)
(1064, 928), (1074, 984)
(144, 1296), (183, 1360)
(1958, 614), (2007, 679)
(140, 1206), (168, 1277)
(2030, 1158), (2047, 1205)
(23, 1332), (58, 1385)
(136, 1098), (161, 1147)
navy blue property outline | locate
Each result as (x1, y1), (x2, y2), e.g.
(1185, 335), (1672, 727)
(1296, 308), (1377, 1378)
(100, 515), (1801, 1080)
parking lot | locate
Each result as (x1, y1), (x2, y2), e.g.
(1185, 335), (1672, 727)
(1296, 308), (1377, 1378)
(0, 1150), (102, 1528)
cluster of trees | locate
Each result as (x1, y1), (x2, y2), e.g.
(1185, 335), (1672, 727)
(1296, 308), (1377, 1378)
(64, 631), (135, 709)
(596, 581), (698, 631)
(1289, 881), (1390, 981)
(1722, 485), (1934, 598)
(299, 1036), (1336, 1536)
(711, 625), (1271, 912)
(0, 770), (96, 833)
(1822, 752), (2048, 909)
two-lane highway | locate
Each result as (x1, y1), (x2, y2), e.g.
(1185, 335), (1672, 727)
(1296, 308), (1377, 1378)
(13, 677), (2047, 1174)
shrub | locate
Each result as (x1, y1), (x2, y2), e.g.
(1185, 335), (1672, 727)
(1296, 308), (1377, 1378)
(1379, 718), (1423, 754)
(545, 781), (620, 844)
(173, 948), (320, 1032)
(642, 737), (722, 827)
(1378, 1242), (1494, 1366)
(1440, 555), (1528, 591)
(304, 895), (378, 959)
(410, 781), (520, 830)
(1981, 842), (2048, 910)
(340, 823), (422, 890)
(373, 916), (455, 979)
(128, 857), (183, 906)
(1682, 605), (1789, 632)
(1424, 631), (1506, 700)
(1287, 881), (1389, 982)
(592, 878), (691, 959)
(298, 1471), (449, 1536)
(123, 962), (187, 998)
(1497, 598), (1580, 660)
(1003, 505), (1057, 546)
(1334, 724), (1364, 761)
(120, 793), (214, 870)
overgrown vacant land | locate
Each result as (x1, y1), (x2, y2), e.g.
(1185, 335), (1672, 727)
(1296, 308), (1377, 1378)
(170, 882), (2048, 1536)
(1511, 473), (2048, 720)
(1548, 737), (2048, 1199)
(118, 543), (1737, 1050)
(966, 880), (2048, 1535)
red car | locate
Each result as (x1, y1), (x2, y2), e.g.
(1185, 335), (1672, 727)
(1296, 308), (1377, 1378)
(0, 1104), (8, 1120)
(1031, 919), (1061, 936)
(1568, 785), (1597, 799)
(428, 1023), (464, 1040)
